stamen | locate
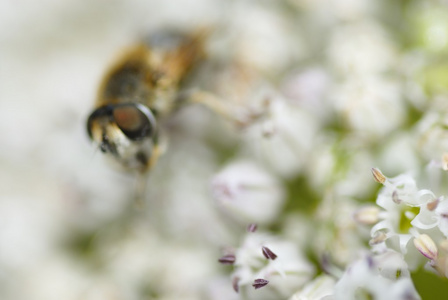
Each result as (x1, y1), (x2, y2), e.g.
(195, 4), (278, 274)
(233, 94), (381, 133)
(218, 254), (236, 265)
(392, 191), (402, 204)
(262, 246), (278, 260)
(232, 277), (240, 293)
(371, 168), (386, 184)
(427, 198), (440, 211)
(252, 278), (269, 289)
(247, 223), (258, 232)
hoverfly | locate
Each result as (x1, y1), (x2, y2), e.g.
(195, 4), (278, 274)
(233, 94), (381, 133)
(87, 29), (209, 174)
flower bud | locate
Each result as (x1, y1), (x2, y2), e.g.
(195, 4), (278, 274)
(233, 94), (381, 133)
(371, 168), (386, 184)
(354, 206), (380, 225)
(443, 153), (448, 171)
(413, 234), (438, 261)
(369, 231), (387, 246)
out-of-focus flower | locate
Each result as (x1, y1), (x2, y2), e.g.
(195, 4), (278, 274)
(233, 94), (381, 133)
(288, 0), (373, 21)
(241, 97), (320, 178)
(327, 21), (396, 76)
(206, 277), (240, 300)
(409, 4), (448, 53)
(332, 77), (404, 137)
(333, 253), (420, 300)
(229, 3), (303, 74)
(281, 67), (331, 120)
(211, 160), (285, 224)
(416, 105), (448, 161)
(354, 205), (380, 225)
(289, 275), (335, 300)
(228, 231), (314, 300)
(314, 195), (369, 266)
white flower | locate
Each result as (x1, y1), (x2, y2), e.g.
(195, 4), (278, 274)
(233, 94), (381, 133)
(211, 160), (285, 224)
(334, 253), (420, 300)
(331, 76), (404, 137)
(327, 21), (396, 75)
(435, 199), (448, 237)
(229, 3), (303, 74)
(288, 0), (373, 21)
(230, 232), (314, 300)
(415, 104), (448, 161)
(289, 275), (335, 300)
(241, 97), (320, 178)
(369, 171), (434, 255)
(281, 67), (331, 120)
(206, 277), (240, 300)
(366, 169), (448, 274)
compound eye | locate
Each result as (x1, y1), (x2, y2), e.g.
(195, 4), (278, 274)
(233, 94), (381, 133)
(86, 105), (114, 140)
(113, 104), (156, 140)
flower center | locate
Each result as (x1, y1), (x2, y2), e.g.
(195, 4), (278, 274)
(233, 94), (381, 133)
(398, 206), (420, 233)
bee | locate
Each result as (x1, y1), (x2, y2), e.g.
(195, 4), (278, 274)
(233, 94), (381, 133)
(86, 29), (207, 174)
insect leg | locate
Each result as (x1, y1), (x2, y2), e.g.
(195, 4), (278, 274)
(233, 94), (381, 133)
(178, 89), (266, 128)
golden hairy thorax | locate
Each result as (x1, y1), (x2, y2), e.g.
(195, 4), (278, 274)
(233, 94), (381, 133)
(87, 29), (206, 173)
(96, 30), (205, 115)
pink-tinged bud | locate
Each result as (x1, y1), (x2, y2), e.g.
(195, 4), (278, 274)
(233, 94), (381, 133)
(218, 254), (236, 265)
(354, 206), (380, 225)
(262, 246), (278, 260)
(414, 234), (438, 261)
(247, 223), (258, 232)
(252, 278), (269, 289)
(371, 168), (386, 184)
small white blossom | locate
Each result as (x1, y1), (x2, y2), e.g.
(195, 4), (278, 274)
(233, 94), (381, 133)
(415, 104), (448, 161)
(334, 253), (420, 300)
(433, 198), (448, 238)
(327, 21), (396, 75)
(241, 97), (320, 178)
(368, 171), (435, 255)
(289, 275), (335, 300)
(281, 67), (331, 120)
(231, 232), (314, 300)
(211, 160), (285, 224)
(365, 169), (448, 276)
(354, 205), (380, 225)
(331, 76), (404, 137)
(229, 3), (302, 74)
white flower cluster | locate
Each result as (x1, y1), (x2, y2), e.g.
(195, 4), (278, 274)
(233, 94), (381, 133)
(355, 168), (448, 278)
(291, 251), (420, 300)
(5, 0), (448, 299)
